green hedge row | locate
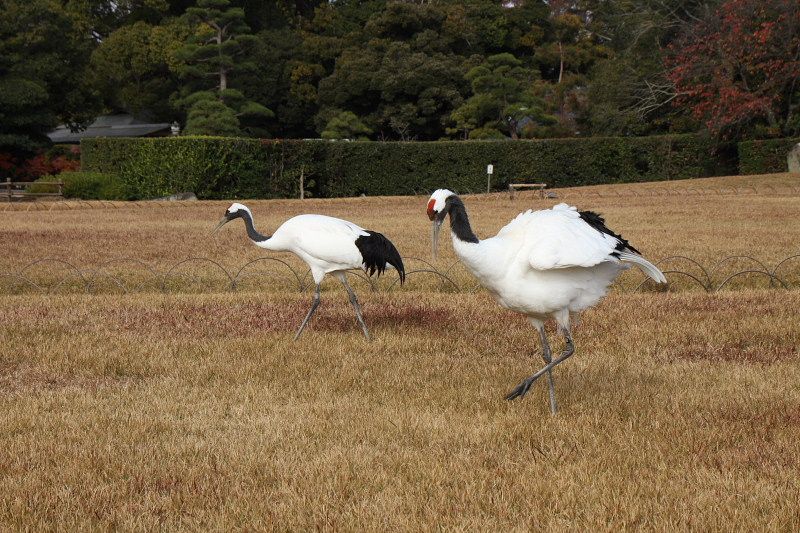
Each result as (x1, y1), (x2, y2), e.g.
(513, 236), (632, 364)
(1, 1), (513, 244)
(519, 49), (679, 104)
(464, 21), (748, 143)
(82, 134), (727, 200)
(34, 172), (126, 200)
(738, 137), (800, 175)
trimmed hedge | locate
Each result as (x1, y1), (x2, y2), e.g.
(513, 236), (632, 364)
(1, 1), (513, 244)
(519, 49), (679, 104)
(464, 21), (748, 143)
(82, 134), (726, 199)
(81, 137), (275, 199)
(738, 137), (800, 175)
(34, 172), (126, 200)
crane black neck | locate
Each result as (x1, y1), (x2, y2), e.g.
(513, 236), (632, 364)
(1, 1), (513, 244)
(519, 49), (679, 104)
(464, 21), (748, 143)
(239, 210), (271, 243)
(445, 195), (479, 244)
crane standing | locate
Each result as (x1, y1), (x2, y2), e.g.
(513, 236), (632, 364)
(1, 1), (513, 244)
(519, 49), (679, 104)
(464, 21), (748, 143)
(426, 189), (666, 414)
(214, 203), (405, 340)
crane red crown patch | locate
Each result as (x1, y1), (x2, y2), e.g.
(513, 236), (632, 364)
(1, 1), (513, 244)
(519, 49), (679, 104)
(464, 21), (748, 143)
(427, 199), (436, 220)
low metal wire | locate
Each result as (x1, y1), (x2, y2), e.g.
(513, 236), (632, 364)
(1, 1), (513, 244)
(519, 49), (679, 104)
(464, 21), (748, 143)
(1, 254), (798, 295)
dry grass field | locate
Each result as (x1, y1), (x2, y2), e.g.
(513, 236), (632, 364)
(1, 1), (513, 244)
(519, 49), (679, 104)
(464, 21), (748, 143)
(1, 173), (799, 530)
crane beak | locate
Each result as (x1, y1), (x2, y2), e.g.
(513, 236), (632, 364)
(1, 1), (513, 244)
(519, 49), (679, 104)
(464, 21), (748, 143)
(431, 218), (443, 261)
(212, 217), (228, 235)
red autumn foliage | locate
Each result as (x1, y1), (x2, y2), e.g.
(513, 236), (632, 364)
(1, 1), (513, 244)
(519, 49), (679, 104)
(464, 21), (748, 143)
(0, 146), (80, 181)
(666, 0), (800, 139)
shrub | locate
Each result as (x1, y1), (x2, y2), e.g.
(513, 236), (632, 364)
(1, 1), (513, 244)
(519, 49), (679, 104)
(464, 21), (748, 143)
(738, 137), (800, 174)
(0, 145), (80, 181)
(81, 134), (726, 199)
(82, 136), (276, 199)
(34, 172), (126, 200)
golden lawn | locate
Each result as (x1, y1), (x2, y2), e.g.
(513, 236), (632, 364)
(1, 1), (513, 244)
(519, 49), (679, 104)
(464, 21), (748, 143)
(1, 173), (799, 529)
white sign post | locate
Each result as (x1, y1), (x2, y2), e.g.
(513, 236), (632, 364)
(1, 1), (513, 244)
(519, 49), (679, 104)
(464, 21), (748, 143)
(486, 164), (494, 193)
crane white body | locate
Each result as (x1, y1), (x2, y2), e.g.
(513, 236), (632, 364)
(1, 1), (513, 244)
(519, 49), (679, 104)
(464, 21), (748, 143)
(215, 204), (404, 340)
(427, 190), (665, 412)
(450, 204), (658, 320)
(255, 214), (371, 284)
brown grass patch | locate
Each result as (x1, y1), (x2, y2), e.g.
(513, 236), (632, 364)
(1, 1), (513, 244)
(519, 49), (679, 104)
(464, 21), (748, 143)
(109, 299), (454, 338)
(1, 176), (800, 530)
(0, 359), (137, 393)
(714, 401), (800, 428)
(1, 290), (799, 530)
(672, 341), (797, 364)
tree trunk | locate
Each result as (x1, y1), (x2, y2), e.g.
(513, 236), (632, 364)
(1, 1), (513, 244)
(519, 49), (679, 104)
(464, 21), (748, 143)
(558, 41), (564, 84)
(217, 29), (227, 93)
(765, 107), (778, 130)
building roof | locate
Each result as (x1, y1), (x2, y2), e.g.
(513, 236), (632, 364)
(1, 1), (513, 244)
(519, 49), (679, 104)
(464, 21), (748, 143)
(48, 114), (171, 143)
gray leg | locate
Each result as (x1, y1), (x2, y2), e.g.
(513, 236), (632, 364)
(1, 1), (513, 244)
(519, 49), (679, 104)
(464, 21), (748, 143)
(294, 284), (321, 341)
(538, 328), (558, 415)
(339, 275), (370, 340)
(506, 328), (574, 403)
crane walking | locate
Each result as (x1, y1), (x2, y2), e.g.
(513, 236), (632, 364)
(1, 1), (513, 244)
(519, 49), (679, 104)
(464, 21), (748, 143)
(426, 189), (666, 414)
(214, 203), (405, 340)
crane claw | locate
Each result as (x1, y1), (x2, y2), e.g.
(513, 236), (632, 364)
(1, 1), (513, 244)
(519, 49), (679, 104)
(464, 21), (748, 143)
(505, 378), (535, 401)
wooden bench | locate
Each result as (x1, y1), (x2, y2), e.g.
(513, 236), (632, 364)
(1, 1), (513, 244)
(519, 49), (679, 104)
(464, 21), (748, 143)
(508, 182), (547, 199)
(2, 178), (64, 202)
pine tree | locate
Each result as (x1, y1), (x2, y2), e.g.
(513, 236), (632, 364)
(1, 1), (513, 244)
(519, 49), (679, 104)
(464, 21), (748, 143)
(175, 0), (273, 136)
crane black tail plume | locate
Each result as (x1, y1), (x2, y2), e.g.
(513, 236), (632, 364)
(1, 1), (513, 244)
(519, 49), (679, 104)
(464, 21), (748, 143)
(355, 231), (406, 284)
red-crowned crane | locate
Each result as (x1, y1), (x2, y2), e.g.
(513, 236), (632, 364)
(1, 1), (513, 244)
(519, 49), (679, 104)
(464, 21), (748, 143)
(214, 203), (405, 340)
(426, 189), (666, 414)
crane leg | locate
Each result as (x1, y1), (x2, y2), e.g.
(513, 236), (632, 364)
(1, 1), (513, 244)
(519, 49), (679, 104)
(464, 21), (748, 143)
(506, 328), (574, 404)
(538, 327), (558, 415)
(337, 274), (370, 340)
(294, 284), (321, 341)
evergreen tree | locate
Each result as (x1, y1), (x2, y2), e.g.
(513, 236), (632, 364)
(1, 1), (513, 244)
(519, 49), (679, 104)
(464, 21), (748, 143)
(321, 111), (372, 140)
(89, 19), (189, 121)
(0, 0), (98, 153)
(450, 53), (555, 139)
(175, 0), (273, 136)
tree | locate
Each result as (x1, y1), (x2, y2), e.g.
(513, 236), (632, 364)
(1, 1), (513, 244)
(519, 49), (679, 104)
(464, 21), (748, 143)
(89, 19), (188, 120)
(239, 27), (325, 139)
(313, 2), (469, 141)
(449, 53), (555, 139)
(179, 88), (274, 136)
(175, 0), (273, 136)
(0, 0), (99, 153)
(63, 0), (180, 39)
(184, 95), (241, 136)
(178, 0), (257, 93)
(666, 0), (800, 139)
(321, 111), (372, 140)
(584, 0), (717, 136)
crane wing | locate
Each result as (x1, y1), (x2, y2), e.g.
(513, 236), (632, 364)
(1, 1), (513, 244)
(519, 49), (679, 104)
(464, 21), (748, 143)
(280, 214), (368, 268)
(499, 204), (623, 271)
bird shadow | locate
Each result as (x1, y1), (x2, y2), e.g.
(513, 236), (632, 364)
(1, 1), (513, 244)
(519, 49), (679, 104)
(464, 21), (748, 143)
(309, 303), (453, 333)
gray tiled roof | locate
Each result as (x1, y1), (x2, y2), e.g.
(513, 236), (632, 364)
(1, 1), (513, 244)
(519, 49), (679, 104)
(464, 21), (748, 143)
(48, 114), (171, 143)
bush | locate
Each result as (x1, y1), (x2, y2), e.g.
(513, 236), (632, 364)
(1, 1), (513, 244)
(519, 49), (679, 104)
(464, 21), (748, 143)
(81, 134), (726, 199)
(738, 137), (800, 174)
(82, 136), (285, 199)
(34, 172), (126, 200)
(0, 145), (81, 181)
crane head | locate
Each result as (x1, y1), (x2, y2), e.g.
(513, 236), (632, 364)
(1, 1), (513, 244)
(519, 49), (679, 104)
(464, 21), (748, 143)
(213, 203), (251, 234)
(427, 189), (455, 260)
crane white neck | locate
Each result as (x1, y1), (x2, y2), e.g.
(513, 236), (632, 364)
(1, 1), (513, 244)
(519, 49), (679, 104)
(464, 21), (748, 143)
(444, 196), (505, 282)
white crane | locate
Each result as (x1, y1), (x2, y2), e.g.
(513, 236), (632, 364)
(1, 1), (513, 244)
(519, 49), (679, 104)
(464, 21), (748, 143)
(214, 203), (405, 340)
(426, 189), (666, 414)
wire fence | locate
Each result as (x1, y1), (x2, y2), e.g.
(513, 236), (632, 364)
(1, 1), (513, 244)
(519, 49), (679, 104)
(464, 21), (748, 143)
(1, 254), (798, 295)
